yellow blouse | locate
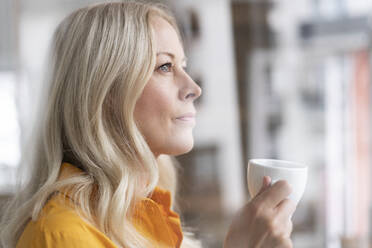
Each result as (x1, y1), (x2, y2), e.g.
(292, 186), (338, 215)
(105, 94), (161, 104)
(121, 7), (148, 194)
(16, 163), (183, 247)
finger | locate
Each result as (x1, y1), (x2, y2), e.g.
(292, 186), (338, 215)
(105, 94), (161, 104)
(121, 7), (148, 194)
(248, 229), (268, 248)
(263, 176), (272, 187)
(256, 176), (272, 197)
(274, 237), (293, 248)
(263, 215), (293, 246)
(275, 199), (296, 221)
(256, 180), (292, 208)
(265, 230), (293, 248)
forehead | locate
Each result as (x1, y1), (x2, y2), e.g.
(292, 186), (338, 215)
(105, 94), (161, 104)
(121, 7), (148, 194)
(150, 16), (184, 57)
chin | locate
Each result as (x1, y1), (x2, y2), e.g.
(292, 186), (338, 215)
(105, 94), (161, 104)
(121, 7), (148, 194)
(171, 141), (194, 156)
(176, 143), (194, 155)
(160, 138), (194, 156)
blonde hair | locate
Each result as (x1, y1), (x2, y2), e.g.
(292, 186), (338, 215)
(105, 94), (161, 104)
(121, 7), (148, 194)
(0, 1), (201, 247)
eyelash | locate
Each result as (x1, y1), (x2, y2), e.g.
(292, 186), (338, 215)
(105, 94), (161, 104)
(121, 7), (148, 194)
(156, 63), (188, 74)
(157, 63), (173, 73)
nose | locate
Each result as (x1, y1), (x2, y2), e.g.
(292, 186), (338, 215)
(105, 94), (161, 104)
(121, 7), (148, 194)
(179, 73), (202, 101)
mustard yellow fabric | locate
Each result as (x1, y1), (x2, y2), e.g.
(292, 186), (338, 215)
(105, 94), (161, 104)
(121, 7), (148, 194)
(16, 163), (183, 247)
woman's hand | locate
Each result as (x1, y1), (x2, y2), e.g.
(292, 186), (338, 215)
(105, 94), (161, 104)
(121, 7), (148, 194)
(224, 176), (296, 248)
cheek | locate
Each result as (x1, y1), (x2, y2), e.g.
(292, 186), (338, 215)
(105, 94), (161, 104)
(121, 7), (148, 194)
(134, 81), (194, 155)
(134, 84), (175, 134)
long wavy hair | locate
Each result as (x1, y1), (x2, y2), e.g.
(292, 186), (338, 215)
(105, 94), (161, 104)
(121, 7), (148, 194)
(0, 1), (201, 247)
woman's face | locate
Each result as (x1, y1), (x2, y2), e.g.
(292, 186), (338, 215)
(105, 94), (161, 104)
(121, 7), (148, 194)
(134, 16), (201, 157)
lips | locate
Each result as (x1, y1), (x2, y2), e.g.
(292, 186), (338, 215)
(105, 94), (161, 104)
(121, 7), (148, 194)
(176, 116), (195, 121)
(175, 112), (195, 120)
(175, 112), (196, 125)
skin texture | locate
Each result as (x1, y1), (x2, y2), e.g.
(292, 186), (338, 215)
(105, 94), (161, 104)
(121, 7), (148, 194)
(135, 16), (296, 248)
(224, 177), (296, 248)
(134, 16), (202, 157)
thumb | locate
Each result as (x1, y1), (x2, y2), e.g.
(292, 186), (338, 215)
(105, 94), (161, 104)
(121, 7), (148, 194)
(256, 176), (272, 197)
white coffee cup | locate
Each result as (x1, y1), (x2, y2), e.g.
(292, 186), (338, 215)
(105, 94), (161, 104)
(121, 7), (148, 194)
(247, 159), (308, 205)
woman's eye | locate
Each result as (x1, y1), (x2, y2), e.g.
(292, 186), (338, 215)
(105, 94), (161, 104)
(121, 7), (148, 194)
(158, 63), (172, 73)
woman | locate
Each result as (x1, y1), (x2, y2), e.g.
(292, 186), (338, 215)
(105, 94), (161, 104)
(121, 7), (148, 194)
(0, 1), (295, 247)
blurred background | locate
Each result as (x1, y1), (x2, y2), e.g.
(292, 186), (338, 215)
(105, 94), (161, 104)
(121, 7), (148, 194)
(1, 0), (372, 247)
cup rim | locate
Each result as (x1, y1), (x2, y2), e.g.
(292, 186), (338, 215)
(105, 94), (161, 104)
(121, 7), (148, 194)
(249, 159), (308, 171)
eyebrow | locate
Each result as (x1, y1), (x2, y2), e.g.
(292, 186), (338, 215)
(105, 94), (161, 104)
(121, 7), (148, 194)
(156, 52), (187, 63)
